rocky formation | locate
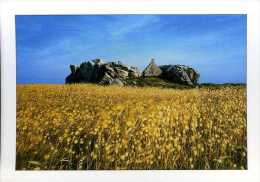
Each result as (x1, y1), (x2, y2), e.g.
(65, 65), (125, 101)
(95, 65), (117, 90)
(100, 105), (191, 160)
(142, 58), (162, 77)
(159, 64), (199, 85)
(65, 58), (199, 86)
(65, 59), (141, 85)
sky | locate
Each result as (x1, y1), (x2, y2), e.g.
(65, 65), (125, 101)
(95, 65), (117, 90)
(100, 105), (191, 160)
(16, 15), (246, 84)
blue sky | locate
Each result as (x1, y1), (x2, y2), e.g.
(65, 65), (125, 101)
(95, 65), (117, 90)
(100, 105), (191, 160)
(16, 15), (246, 84)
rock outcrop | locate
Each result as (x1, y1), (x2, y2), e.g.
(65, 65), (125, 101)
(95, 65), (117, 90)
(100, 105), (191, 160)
(159, 64), (199, 85)
(65, 58), (200, 86)
(65, 59), (141, 85)
(142, 58), (162, 77)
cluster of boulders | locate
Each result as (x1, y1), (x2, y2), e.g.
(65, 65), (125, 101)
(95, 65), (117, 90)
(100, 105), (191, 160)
(65, 58), (199, 86)
(65, 59), (141, 86)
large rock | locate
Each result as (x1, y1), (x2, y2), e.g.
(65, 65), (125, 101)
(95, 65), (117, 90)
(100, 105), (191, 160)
(79, 59), (104, 82)
(142, 58), (162, 77)
(65, 59), (141, 85)
(159, 65), (199, 85)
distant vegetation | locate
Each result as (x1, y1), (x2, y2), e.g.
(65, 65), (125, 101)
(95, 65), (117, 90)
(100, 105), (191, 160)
(125, 77), (193, 89)
(126, 76), (246, 89)
(199, 83), (246, 88)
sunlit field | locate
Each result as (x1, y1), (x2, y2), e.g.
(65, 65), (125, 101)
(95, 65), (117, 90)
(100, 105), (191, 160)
(16, 84), (247, 170)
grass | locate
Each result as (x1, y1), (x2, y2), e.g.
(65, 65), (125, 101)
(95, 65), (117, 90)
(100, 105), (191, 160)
(125, 77), (245, 89)
(125, 77), (193, 89)
(16, 84), (247, 170)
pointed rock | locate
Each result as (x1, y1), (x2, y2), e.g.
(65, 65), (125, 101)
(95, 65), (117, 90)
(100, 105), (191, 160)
(142, 58), (162, 77)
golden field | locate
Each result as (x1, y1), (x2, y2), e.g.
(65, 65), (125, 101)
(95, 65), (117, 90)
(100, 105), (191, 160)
(16, 84), (247, 170)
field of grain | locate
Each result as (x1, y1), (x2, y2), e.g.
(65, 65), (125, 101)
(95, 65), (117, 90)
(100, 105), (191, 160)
(16, 84), (247, 170)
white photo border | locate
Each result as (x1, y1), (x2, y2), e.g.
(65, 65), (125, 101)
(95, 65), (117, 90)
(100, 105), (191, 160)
(1, 1), (260, 182)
